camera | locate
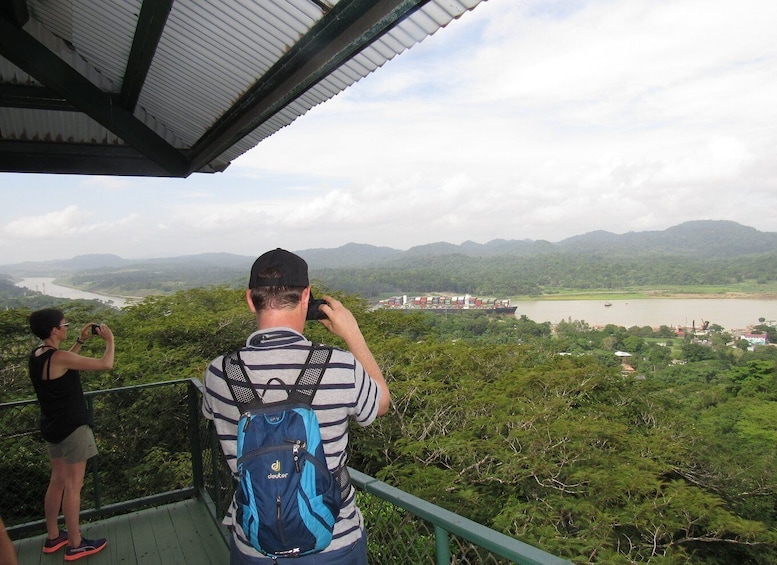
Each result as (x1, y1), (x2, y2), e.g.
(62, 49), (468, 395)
(306, 296), (327, 321)
(91, 324), (100, 335)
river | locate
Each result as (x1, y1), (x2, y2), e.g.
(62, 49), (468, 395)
(14, 277), (776, 330)
(515, 298), (776, 331)
(15, 277), (131, 309)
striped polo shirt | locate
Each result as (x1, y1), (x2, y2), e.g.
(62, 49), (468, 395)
(201, 328), (382, 559)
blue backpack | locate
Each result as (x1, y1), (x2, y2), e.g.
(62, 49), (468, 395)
(223, 345), (344, 558)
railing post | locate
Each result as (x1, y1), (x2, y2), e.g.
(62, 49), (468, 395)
(188, 381), (204, 493)
(86, 396), (102, 510)
(434, 525), (451, 565)
(209, 420), (225, 517)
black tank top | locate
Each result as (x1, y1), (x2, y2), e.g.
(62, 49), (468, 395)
(28, 347), (89, 443)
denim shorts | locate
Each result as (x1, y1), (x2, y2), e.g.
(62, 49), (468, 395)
(229, 531), (367, 565)
(47, 425), (98, 464)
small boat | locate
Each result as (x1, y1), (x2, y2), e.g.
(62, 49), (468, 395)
(604, 302), (612, 307)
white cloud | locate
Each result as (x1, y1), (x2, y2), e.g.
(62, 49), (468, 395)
(2, 0), (777, 264)
(3, 206), (90, 239)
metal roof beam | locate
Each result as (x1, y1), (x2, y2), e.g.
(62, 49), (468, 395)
(0, 84), (75, 110)
(0, 0), (28, 27)
(0, 140), (181, 176)
(187, 0), (430, 174)
(0, 15), (191, 177)
(119, 0), (174, 112)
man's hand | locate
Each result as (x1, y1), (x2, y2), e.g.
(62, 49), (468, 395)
(318, 295), (391, 415)
(317, 295), (360, 341)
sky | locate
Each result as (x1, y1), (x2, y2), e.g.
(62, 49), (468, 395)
(2, 0), (776, 265)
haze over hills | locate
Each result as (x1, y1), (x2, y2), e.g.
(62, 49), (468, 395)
(1, 221), (776, 276)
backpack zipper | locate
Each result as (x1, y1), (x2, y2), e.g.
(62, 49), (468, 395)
(276, 495), (286, 545)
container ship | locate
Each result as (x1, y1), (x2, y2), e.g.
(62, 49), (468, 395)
(375, 294), (517, 314)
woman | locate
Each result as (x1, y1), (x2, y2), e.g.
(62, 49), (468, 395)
(28, 308), (114, 561)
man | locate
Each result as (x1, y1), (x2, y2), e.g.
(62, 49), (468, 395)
(202, 249), (390, 564)
(28, 309), (113, 561)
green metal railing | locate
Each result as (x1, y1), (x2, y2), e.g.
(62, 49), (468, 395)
(0, 379), (571, 564)
(0, 380), (201, 538)
(351, 469), (569, 565)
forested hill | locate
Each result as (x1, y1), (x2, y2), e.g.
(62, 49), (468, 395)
(301, 220), (777, 266)
(1, 220), (777, 299)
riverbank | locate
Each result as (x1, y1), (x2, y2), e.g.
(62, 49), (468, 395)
(14, 277), (136, 309)
(521, 284), (777, 301)
(23, 276), (777, 304)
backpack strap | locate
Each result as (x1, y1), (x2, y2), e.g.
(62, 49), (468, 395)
(292, 345), (352, 501)
(222, 344), (333, 411)
(222, 350), (261, 413)
(288, 344), (332, 405)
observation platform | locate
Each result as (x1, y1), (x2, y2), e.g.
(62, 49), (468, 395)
(14, 499), (228, 564)
(3, 379), (571, 565)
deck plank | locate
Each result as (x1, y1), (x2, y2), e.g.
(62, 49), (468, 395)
(15, 533), (44, 565)
(11, 498), (229, 564)
(127, 508), (163, 564)
(170, 500), (228, 564)
(101, 515), (133, 564)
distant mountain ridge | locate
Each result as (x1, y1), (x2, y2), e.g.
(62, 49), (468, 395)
(1, 221), (776, 276)
(293, 242), (401, 268)
(557, 221), (777, 258)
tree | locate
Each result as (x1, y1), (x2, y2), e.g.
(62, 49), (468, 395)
(682, 342), (716, 362)
(4, 288), (777, 563)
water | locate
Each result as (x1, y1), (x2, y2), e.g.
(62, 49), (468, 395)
(14, 277), (776, 330)
(516, 298), (776, 331)
(15, 277), (130, 309)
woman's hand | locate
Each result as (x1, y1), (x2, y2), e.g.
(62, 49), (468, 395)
(77, 324), (93, 344)
(92, 323), (114, 342)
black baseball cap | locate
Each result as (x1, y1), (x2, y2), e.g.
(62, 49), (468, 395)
(248, 248), (309, 288)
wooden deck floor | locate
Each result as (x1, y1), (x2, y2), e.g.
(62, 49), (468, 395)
(13, 498), (230, 564)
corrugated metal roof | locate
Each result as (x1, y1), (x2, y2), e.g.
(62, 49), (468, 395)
(0, 0), (486, 177)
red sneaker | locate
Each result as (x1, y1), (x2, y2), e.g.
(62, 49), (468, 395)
(42, 530), (68, 553)
(64, 537), (107, 561)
